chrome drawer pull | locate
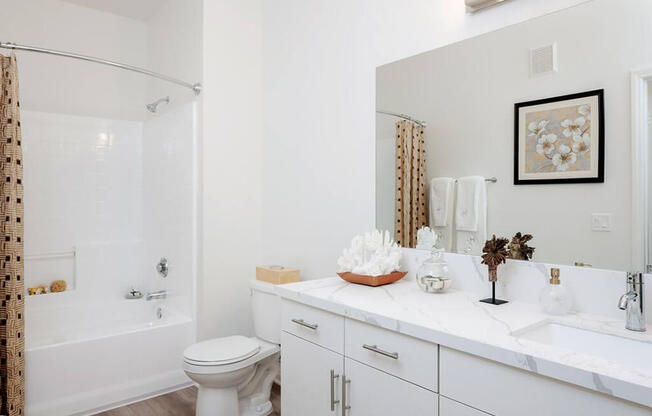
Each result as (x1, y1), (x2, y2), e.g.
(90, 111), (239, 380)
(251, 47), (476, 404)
(341, 375), (351, 415)
(291, 318), (319, 330)
(330, 370), (340, 411)
(362, 344), (399, 360)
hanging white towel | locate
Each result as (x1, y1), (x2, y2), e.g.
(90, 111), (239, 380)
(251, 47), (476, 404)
(429, 177), (454, 251)
(455, 176), (487, 255)
(430, 177), (453, 227)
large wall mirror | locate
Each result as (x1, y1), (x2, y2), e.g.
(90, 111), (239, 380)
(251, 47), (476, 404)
(376, 0), (652, 272)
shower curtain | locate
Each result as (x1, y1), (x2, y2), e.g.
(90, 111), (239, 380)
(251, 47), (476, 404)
(0, 54), (24, 416)
(394, 120), (427, 248)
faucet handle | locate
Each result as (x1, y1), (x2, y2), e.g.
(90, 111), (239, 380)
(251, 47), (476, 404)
(627, 272), (644, 286)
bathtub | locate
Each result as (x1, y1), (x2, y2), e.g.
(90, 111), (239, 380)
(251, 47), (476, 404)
(26, 299), (195, 416)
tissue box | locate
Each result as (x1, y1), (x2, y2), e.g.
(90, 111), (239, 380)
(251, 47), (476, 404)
(256, 265), (300, 284)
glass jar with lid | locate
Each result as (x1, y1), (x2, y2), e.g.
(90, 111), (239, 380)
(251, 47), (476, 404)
(416, 248), (451, 293)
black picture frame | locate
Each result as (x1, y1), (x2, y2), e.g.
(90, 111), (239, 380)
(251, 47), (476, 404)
(514, 89), (604, 185)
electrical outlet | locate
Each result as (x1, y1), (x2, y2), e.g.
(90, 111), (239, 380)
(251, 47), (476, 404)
(591, 213), (612, 232)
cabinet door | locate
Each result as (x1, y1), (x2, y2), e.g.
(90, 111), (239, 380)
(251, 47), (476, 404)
(345, 358), (438, 416)
(281, 331), (344, 416)
(440, 396), (490, 416)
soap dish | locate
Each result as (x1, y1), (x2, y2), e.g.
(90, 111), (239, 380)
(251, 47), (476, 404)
(337, 271), (407, 287)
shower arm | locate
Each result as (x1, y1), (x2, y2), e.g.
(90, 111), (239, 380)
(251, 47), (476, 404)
(0, 41), (202, 95)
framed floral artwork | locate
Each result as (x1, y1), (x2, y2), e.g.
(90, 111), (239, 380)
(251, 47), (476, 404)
(514, 89), (604, 184)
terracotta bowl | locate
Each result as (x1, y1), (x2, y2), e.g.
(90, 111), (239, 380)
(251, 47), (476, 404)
(337, 270), (408, 287)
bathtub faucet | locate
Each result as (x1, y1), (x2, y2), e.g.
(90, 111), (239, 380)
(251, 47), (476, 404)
(145, 290), (167, 301)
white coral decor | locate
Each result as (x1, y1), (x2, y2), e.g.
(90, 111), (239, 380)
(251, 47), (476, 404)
(337, 230), (402, 276)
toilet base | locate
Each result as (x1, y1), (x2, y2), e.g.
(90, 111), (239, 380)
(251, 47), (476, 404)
(196, 386), (239, 416)
(239, 398), (273, 416)
(190, 353), (280, 416)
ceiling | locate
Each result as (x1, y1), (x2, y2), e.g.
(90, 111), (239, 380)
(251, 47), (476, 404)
(62, 0), (165, 21)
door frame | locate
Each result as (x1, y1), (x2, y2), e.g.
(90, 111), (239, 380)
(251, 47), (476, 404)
(631, 67), (652, 272)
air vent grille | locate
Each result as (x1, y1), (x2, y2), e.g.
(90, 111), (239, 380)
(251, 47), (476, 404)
(530, 43), (557, 77)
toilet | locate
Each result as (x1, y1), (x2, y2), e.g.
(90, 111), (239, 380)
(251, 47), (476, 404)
(183, 280), (281, 416)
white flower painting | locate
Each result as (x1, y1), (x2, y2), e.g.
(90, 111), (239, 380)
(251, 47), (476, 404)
(523, 103), (592, 173)
(516, 90), (604, 184)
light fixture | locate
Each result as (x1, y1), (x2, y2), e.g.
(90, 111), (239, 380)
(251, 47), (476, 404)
(465, 0), (509, 13)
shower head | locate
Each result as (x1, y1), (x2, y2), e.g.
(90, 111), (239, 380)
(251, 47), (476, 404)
(146, 96), (170, 113)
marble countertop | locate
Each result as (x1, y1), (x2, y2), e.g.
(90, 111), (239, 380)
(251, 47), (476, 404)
(276, 277), (652, 408)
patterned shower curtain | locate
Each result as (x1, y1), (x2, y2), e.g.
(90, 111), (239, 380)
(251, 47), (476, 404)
(394, 120), (427, 248)
(0, 54), (24, 416)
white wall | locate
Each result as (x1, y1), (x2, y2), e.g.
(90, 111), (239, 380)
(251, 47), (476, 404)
(200, 0), (263, 340)
(0, 0), (148, 120)
(377, 0), (652, 271)
(146, 0), (203, 107)
(261, 0), (593, 279)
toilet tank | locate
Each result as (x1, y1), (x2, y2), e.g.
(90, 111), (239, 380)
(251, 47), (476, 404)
(250, 279), (281, 344)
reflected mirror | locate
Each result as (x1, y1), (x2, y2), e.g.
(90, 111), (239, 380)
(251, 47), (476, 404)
(375, 0), (652, 272)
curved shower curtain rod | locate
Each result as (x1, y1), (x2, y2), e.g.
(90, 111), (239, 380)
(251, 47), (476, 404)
(376, 110), (427, 127)
(0, 41), (202, 95)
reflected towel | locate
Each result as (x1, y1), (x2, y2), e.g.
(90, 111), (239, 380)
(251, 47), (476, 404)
(430, 177), (454, 227)
(455, 176), (487, 255)
(455, 176), (485, 232)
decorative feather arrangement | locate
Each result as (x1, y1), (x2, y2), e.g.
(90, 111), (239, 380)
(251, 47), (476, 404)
(508, 232), (535, 261)
(481, 235), (509, 282)
(337, 230), (402, 277)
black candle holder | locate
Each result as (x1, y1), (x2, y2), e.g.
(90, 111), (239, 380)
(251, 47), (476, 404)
(479, 281), (508, 305)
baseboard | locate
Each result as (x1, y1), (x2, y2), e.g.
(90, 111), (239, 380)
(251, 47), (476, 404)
(27, 370), (192, 416)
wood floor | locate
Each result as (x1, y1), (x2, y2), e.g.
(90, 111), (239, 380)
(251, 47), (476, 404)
(96, 384), (281, 416)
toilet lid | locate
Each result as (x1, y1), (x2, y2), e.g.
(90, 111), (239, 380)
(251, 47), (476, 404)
(184, 336), (261, 366)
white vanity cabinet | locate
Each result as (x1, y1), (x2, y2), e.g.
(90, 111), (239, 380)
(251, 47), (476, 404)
(281, 331), (343, 416)
(281, 299), (439, 416)
(280, 298), (652, 416)
(439, 347), (652, 416)
(439, 397), (490, 416)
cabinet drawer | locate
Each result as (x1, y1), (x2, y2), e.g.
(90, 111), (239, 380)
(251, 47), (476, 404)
(345, 318), (438, 392)
(281, 299), (344, 353)
(439, 397), (490, 416)
(345, 357), (438, 416)
(440, 347), (651, 416)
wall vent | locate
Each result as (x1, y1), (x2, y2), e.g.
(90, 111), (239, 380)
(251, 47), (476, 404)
(530, 43), (558, 77)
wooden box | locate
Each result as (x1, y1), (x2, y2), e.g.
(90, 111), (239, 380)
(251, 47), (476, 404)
(256, 265), (301, 284)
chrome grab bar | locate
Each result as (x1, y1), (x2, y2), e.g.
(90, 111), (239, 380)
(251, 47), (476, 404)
(291, 318), (318, 330)
(330, 370), (340, 411)
(362, 344), (399, 360)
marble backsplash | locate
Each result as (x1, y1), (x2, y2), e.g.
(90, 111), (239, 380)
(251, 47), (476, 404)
(401, 248), (651, 322)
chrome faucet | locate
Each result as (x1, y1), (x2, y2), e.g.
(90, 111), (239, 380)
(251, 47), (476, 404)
(618, 272), (645, 332)
(145, 290), (167, 301)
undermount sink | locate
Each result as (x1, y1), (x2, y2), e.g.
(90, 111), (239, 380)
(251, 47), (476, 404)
(513, 323), (652, 370)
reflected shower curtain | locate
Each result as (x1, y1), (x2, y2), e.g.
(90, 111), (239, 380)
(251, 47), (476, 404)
(394, 120), (427, 248)
(0, 54), (24, 416)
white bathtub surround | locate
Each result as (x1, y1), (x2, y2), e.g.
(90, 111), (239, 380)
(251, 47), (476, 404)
(26, 301), (193, 416)
(429, 177), (454, 251)
(22, 103), (199, 415)
(455, 176), (487, 255)
(336, 230), (401, 276)
(276, 252), (652, 408)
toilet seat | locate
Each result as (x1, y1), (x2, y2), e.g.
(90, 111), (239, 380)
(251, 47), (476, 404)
(184, 335), (261, 366)
(183, 336), (280, 376)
